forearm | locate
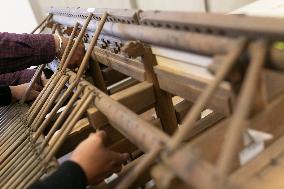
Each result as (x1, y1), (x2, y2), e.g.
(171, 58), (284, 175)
(0, 85), (30, 106)
(0, 69), (36, 86)
(0, 33), (56, 74)
(27, 161), (87, 189)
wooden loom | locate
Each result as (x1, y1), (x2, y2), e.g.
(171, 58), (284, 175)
(2, 6), (284, 189)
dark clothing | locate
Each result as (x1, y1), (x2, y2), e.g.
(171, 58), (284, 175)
(0, 69), (36, 86)
(0, 86), (11, 106)
(0, 32), (55, 74)
(28, 161), (87, 189)
(0, 33), (87, 189)
(0, 33), (55, 105)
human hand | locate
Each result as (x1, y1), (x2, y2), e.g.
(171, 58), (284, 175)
(70, 131), (129, 185)
(9, 83), (42, 102)
(54, 35), (85, 69)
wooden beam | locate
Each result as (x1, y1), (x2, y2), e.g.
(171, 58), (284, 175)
(63, 70), (217, 188)
(231, 133), (284, 186)
(162, 144), (217, 189)
(89, 58), (108, 93)
(184, 112), (224, 141)
(170, 93), (284, 174)
(143, 47), (178, 135)
(144, 93), (284, 189)
(262, 69), (284, 101)
(241, 160), (284, 189)
(107, 77), (139, 94)
(87, 81), (155, 130)
(151, 164), (189, 189)
(102, 67), (127, 86)
(92, 48), (146, 81)
(155, 65), (233, 115)
(121, 42), (178, 135)
(174, 99), (193, 124)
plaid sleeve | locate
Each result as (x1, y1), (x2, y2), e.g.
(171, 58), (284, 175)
(0, 32), (56, 74)
(0, 69), (36, 86)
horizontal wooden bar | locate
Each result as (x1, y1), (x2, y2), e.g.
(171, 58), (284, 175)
(58, 70), (219, 187)
(51, 10), (284, 69)
(139, 10), (284, 40)
(49, 7), (284, 40)
(87, 81), (155, 129)
(92, 47), (146, 81)
(107, 77), (139, 94)
(155, 65), (233, 115)
(52, 15), (234, 55)
(102, 67), (128, 86)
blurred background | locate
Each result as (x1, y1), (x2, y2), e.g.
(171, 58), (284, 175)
(0, 0), (281, 33)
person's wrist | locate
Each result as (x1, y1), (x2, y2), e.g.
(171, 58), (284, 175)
(54, 35), (69, 58)
(70, 158), (96, 184)
(53, 35), (59, 55)
(9, 86), (19, 102)
(53, 34), (62, 57)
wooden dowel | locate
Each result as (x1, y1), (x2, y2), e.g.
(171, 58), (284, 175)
(45, 93), (94, 163)
(116, 145), (162, 189)
(61, 13), (93, 72)
(31, 14), (52, 34)
(168, 37), (246, 151)
(39, 86), (83, 148)
(31, 75), (69, 130)
(58, 22), (79, 70)
(20, 65), (45, 104)
(75, 12), (108, 80)
(115, 38), (246, 188)
(216, 40), (267, 179)
(27, 23), (78, 114)
(32, 83), (81, 141)
(21, 21), (58, 104)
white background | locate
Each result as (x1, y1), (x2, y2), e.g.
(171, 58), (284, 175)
(0, 0), (37, 33)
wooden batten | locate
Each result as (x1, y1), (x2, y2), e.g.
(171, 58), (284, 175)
(155, 65), (233, 115)
(87, 81), (155, 130)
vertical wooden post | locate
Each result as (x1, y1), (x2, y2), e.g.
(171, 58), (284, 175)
(217, 40), (267, 180)
(143, 47), (178, 134)
(122, 41), (178, 135)
(90, 57), (108, 93)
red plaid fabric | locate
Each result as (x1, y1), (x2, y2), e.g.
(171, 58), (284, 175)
(0, 32), (56, 74)
(0, 69), (36, 86)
